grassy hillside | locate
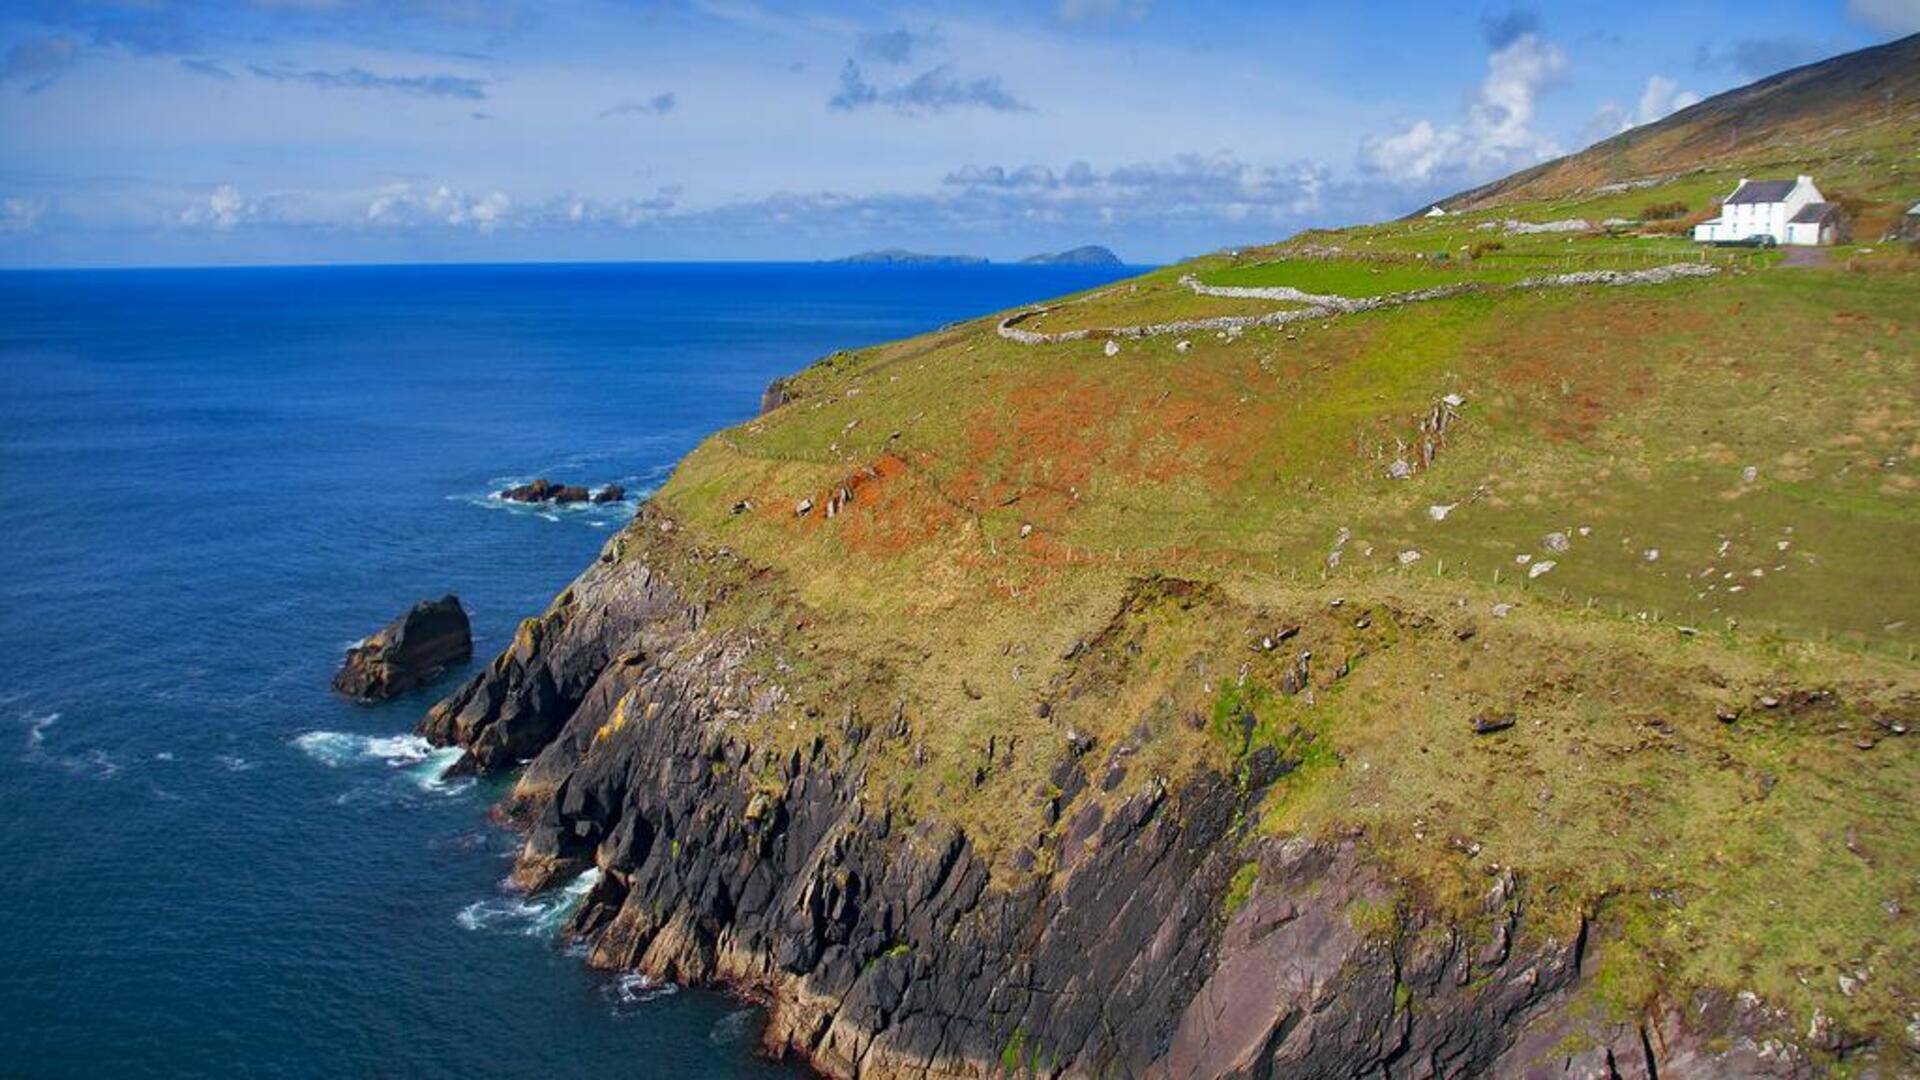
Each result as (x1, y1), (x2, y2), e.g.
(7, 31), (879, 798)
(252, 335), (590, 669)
(624, 39), (1920, 1065)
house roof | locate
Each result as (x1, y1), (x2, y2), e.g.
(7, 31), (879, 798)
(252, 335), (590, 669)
(1789, 202), (1838, 224)
(1726, 179), (1796, 205)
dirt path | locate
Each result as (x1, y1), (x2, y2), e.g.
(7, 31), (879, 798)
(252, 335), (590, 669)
(1781, 247), (1830, 268)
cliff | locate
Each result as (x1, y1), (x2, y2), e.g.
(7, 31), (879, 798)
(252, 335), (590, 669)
(420, 513), (1706, 1077)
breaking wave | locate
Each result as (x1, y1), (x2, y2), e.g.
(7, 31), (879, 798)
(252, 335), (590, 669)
(292, 731), (471, 794)
(456, 867), (601, 938)
(605, 972), (680, 1016)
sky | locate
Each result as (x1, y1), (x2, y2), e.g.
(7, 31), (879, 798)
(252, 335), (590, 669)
(0, 0), (1915, 267)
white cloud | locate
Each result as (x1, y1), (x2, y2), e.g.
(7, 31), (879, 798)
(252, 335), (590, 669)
(176, 184), (252, 229)
(1588, 74), (1702, 138)
(1358, 31), (1567, 186)
(365, 183), (512, 232)
(1846, 0), (1920, 33)
(1636, 75), (1701, 123)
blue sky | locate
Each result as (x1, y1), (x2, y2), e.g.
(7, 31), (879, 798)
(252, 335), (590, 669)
(0, 0), (1913, 266)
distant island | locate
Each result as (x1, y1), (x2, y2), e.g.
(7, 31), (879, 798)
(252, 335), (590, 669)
(832, 244), (1126, 267)
(1019, 245), (1124, 266)
(831, 248), (989, 266)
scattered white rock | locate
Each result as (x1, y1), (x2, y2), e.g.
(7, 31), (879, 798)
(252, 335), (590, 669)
(1019, 523), (1033, 538)
(1326, 550), (1343, 569)
(1528, 560), (1556, 579)
(1491, 603), (1514, 618)
(1515, 554), (1533, 565)
(1174, 339), (1191, 354)
(1577, 526), (1591, 537)
(1543, 531), (1571, 553)
(1643, 548), (1660, 561)
(1397, 550), (1422, 565)
(794, 498), (814, 516)
(1388, 459), (1413, 480)
(1428, 503), (1456, 521)
(1103, 340), (1121, 357)
(1442, 393), (1465, 407)
(1742, 465), (1759, 484)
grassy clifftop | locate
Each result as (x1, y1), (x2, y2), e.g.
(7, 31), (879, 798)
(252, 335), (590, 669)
(632, 40), (1919, 1063)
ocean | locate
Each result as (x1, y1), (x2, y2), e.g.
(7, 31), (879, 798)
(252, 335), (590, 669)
(0, 261), (1139, 1077)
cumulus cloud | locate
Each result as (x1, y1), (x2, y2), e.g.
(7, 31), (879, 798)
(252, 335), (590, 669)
(601, 92), (676, 118)
(246, 63), (486, 99)
(937, 151), (1329, 223)
(1587, 74), (1702, 138)
(177, 185), (253, 230)
(1, 36), (79, 93)
(366, 183), (510, 231)
(829, 61), (1029, 114)
(1057, 0), (1150, 24)
(1846, 0), (1920, 33)
(1357, 28), (1567, 186)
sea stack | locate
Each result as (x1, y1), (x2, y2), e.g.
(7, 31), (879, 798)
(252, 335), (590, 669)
(332, 595), (473, 702)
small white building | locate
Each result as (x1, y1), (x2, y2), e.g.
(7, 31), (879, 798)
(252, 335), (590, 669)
(1693, 175), (1838, 245)
(1424, 205), (1448, 218)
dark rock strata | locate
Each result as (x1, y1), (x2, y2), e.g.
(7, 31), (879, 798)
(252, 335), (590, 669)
(421, 512), (1814, 1078)
(333, 594), (472, 702)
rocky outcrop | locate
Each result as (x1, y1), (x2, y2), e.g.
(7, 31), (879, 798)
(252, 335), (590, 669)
(332, 594), (472, 702)
(761, 377), (795, 415)
(419, 531), (681, 773)
(501, 478), (628, 505)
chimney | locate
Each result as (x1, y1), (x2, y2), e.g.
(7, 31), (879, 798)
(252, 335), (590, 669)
(1798, 174), (1811, 185)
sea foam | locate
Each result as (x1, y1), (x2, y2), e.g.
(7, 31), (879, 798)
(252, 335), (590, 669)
(293, 731), (470, 794)
(456, 867), (601, 937)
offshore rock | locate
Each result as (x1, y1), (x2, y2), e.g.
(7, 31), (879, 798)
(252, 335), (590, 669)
(502, 478), (594, 504)
(332, 594), (472, 702)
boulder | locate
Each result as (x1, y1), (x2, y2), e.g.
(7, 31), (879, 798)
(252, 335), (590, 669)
(332, 595), (473, 702)
(591, 484), (626, 504)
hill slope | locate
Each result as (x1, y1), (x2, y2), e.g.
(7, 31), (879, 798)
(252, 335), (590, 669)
(424, 37), (1920, 1078)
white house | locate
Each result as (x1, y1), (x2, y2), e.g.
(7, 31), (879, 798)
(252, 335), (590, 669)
(1424, 205), (1448, 218)
(1693, 175), (1838, 245)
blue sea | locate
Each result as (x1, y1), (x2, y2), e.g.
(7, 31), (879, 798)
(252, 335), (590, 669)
(0, 261), (1138, 1077)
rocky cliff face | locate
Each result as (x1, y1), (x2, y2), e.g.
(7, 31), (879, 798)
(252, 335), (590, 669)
(420, 510), (1816, 1078)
